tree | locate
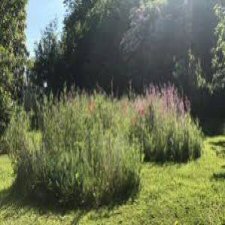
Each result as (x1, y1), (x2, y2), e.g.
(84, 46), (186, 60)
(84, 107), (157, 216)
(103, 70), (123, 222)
(31, 21), (66, 94)
(62, 0), (219, 93)
(63, 0), (140, 92)
(0, 0), (27, 134)
(212, 4), (225, 89)
(31, 0), (225, 119)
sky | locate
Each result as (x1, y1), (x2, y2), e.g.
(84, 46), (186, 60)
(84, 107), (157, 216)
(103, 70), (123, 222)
(26, 0), (66, 57)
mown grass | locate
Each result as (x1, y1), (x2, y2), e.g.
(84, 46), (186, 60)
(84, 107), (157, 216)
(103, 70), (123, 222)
(0, 136), (225, 224)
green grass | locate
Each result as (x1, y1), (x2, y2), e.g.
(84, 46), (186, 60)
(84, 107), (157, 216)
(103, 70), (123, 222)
(1, 136), (225, 224)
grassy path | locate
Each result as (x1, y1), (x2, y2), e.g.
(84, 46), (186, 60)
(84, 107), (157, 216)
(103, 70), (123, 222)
(1, 136), (225, 224)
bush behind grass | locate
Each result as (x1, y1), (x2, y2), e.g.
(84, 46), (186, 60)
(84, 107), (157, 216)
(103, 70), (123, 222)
(5, 93), (141, 207)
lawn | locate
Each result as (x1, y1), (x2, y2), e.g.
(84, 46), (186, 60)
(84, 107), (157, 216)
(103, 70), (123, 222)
(1, 136), (225, 225)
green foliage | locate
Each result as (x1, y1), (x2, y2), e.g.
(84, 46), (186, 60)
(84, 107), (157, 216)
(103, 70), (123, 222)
(4, 86), (203, 208)
(0, 0), (27, 138)
(32, 0), (218, 94)
(63, 0), (141, 91)
(0, 86), (12, 154)
(0, 0), (27, 97)
(188, 3), (225, 93)
(6, 93), (141, 207)
(212, 4), (225, 90)
(0, 46), (13, 138)
(28, 0), (225, 122)
(132, 86), (203, 162)
(173, 50), (207, 93)
(32, 21), (65, 94)
(0, 87), (12, 136)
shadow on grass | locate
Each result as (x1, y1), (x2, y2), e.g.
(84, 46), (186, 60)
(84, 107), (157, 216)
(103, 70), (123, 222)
(0, 183), (139, 225)
(200, 118), (225, 136)
(211, 140), (225, 181)
(209, 141), (225, 148)
(213, 172), (225, 180)
(0, 186), (90, 224)
(209, 140), (225, 158)
(212, 162), (225, 181)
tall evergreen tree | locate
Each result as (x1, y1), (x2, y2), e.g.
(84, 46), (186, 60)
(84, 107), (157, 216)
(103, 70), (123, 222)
(32, 21), (65, 94)
(0, 0), (27, 134)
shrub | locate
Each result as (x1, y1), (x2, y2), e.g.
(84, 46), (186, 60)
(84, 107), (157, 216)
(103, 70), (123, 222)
(6, 93), (141, 207)
(5, 87), (203, 207)
(0, 87), (13, 154)
(132, 85), (203, 163)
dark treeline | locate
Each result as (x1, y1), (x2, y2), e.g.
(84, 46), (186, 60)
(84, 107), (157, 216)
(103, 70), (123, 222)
(30, 0), (225, 124)
(0, 0), (225, 135)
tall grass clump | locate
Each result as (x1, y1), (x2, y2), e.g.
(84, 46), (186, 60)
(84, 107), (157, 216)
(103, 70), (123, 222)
(5, 93), (141, 207)
(132, 85), (203, 163)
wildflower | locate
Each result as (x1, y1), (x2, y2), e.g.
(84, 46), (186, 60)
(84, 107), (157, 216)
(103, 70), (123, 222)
(88, 100), (96, 113)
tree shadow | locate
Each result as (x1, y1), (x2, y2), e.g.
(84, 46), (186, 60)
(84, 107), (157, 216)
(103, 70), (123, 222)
(0, 186), (88, 224)
(200, 118), (225, 136)
(0, 182), (139, 225)
(209, 140), (225, 157)
(209, 141), (225, 148)
(213, 172), (225, 180)
(212, 161), (225, 181)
